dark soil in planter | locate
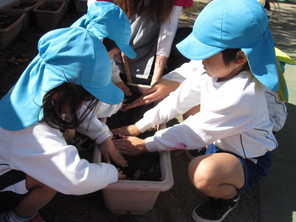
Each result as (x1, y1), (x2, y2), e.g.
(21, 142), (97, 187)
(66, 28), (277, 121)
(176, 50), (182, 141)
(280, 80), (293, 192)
(72, 131), (161, 181)
(114, 152), (161, 181)
(106, 85), (156, 131)
(72, 84), (162, 181)
(38, 2), (63, 11)
(0, 14), (18, 29)
(106, 85), (162, 181)
(12, 2), (36, 9)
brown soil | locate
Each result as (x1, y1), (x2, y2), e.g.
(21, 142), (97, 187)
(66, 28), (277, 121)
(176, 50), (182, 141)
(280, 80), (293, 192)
(38, 2), (63, 11)
(71, 84), (162, 181)
(106, 85), (161, 181)
(0, 14), (18, 29)
(12, 2), (36, 9)
(0, 3), (78, 99)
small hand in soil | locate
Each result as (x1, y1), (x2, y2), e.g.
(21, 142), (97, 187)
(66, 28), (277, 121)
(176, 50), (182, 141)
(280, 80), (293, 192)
(110, 153), (161, 181)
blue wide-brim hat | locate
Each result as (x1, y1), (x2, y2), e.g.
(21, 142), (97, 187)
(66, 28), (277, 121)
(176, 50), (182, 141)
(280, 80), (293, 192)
(177, 0), (279, 92)
(71, 1), (137, 59)
(0, 27), (124, 131)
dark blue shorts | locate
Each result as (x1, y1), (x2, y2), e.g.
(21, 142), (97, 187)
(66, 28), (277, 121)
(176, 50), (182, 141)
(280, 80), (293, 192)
(206, 144), (272, 191)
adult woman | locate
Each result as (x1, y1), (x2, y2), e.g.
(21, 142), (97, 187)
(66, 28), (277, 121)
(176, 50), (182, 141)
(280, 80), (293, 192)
(87, 0), (193, 85)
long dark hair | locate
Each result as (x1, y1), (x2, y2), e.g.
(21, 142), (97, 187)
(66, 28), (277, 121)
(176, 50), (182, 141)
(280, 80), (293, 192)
(114, 0), (175, 23)
(41, 82), (98, 132)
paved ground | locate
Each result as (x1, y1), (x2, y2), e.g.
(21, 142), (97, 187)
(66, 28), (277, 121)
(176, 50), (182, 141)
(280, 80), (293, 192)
(259, 3), (296, 222)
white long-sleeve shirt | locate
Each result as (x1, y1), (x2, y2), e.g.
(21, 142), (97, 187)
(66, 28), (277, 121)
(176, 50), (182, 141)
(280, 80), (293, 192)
(140, 70), (279, 159)
(137, 60), (287, 134)
(0, 105), (118, 195)
(156, 6), (182, 58)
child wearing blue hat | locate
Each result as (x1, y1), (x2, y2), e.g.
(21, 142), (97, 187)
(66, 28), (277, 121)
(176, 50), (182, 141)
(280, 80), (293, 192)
(0, 25), (128, 222)
(113, 0), (281, 221)
(71, 1), (136, 121)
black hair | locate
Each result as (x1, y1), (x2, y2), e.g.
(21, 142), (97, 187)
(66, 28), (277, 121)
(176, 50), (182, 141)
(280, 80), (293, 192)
(114, 0), (175, 23)
(264, 0), (276, 11)
(222, 49), (241, 66)
(102, 38), (118, 52)
(222, 48), (250, 70)
(40, 82), (98, 132)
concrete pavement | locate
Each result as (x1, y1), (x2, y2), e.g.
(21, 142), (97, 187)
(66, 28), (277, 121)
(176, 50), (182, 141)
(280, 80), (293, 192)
(259, 2), (296, 222)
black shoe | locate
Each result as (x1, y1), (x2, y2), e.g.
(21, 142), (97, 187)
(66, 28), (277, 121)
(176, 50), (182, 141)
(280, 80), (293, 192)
(192, 193), (240, 222)
(185, 148), (206, 160)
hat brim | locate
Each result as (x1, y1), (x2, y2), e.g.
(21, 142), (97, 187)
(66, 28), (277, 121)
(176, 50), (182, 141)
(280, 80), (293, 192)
(117, 43), (137, 59)
(176, 32), (224, 60)
(242, 30), (278, 92)
(178, 30), (279, 92)
(84, 81), (124, 105)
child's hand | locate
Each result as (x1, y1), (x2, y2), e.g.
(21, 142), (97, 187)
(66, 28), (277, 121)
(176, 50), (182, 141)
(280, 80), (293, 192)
(142, 78), (181, 104)
(100, 137), (128, 167)
(113, 136), (147, 156)
(120, 79), (181, 111)
(115, 82), (131, 96)
(121, 96), (146, 111)
(118, 169), (126, 180)
(111, 124), (141, 137)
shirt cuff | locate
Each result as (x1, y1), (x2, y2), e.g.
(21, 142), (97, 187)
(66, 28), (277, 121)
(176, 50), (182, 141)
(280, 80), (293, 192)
(145, 136), (159, 152)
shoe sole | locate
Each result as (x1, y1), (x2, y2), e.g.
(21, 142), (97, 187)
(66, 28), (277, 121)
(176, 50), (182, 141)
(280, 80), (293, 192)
(191, 201), (239, 222)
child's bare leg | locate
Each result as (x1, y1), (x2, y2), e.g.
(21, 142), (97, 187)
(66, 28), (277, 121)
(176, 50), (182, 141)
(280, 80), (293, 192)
(14, 175), (56, 217)
(188, 152), (244, 199)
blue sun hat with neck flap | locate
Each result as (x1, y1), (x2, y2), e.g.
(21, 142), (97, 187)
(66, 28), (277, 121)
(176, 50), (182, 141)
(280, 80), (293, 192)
(177, 0), (279, 92)
(0, 27), (124, 131)
(71, 1), (137, 59)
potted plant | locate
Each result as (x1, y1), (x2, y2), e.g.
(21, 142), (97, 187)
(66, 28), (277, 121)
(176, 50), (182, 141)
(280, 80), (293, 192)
(92, 84), (175, 214)
(93, 142), (174, 214)
(2, 0), (41, 30)
(0, 10), (25, 50)
(33, 0), (65, 32)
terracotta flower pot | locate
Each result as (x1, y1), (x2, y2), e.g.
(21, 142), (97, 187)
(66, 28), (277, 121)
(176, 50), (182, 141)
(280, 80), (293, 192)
(0, 11), (25, 50)
(33, 0), (65, 32)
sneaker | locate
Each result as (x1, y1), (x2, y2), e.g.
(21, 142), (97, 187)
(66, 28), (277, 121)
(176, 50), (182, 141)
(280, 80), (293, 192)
(185, 148), (206, 160)
(192, 193), (241, 222)
(0, 212), (46, 222)
(0, 212), (8, 222)
(27, 214), (46, 222)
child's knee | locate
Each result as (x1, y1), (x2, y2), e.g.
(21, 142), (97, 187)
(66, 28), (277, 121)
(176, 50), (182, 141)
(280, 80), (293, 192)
(26, 176), (57, 195)
(188, 157), (212, 190)
(188, 158), (204, 186)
